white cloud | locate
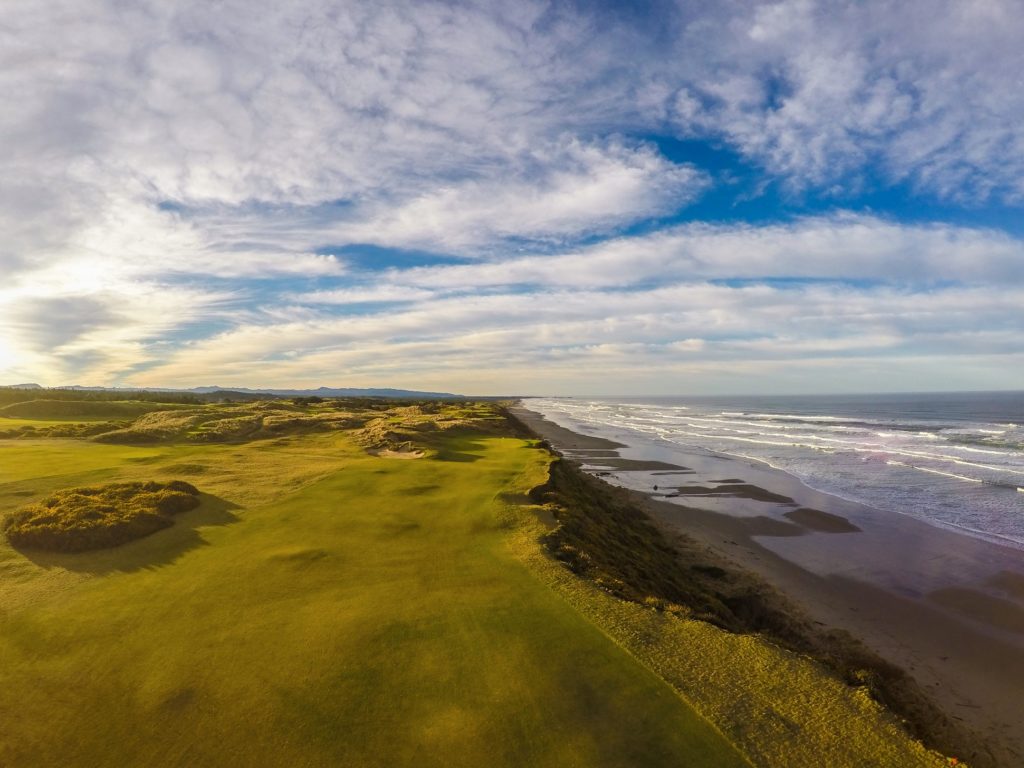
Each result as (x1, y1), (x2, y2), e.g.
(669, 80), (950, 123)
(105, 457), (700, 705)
(334, 138), (708, 251)
(382, 214), (1024, 289)
(6, 1), (1023, 238)
(669, 0), (1024, 198)
(0, 276), (233, 385)
(4, 203), (1021, 390)
(131, 276), (1024, 393)
(296, 286), (439, 305)
(2, 1), (1023, 391)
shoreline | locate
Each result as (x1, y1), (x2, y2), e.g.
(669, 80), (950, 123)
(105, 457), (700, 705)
(706, 445), (1024, 555)
(522, 396), (1024, 555)
(511, 403), (1024, 767)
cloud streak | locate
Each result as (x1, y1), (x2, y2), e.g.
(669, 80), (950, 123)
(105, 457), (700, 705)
(1, 1), (1022, 392)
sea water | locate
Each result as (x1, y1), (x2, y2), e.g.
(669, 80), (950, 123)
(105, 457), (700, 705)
(527, 391), (1024, 549)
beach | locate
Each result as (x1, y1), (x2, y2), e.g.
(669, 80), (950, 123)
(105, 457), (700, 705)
(513, 404), (1024, 768)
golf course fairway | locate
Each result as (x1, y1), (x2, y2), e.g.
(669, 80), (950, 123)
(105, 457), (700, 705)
(0, 398), (957, 767)
(0, 409), (748, 767)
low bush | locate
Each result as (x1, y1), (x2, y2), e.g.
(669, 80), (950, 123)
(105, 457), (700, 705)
(4, 480), (201, 552)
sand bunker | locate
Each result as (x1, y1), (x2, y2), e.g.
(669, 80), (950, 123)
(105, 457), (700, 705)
(372, 448), (425, 459)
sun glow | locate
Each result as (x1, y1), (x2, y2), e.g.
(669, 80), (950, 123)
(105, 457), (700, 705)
(0, 337), (21, 376)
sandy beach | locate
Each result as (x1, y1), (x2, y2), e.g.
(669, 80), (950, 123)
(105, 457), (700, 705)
(513, 405), (1024, 768)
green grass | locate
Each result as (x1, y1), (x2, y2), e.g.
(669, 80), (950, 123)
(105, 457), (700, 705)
(0, 426), (748, 767)
(0, 441), (166, 485)
(0, 417), (110, 428)
(0, 399), (192, 420)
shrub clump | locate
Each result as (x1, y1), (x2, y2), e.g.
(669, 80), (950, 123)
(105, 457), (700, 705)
(3, 480), (201, 552)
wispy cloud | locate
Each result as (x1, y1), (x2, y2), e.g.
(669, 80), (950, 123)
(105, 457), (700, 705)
(374, 214), (1024, 289)
(133, 252), (1024, 393)
(668, 0), (1024, 200)
(2, 1), (1022, 391)
(332, 138), (709, 252)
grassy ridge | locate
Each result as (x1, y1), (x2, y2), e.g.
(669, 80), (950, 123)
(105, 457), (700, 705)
(0, 388), (205, 408)
(0, 399), (194, 419)
(0, 412), (747, 767)
(89, 400), (370, 444)
(519, 455), (955, 767)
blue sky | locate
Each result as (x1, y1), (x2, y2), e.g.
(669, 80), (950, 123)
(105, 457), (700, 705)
(1, 0), (1023, 395)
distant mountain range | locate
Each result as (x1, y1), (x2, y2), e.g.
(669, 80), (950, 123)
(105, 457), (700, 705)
(1, 383), (465, 400)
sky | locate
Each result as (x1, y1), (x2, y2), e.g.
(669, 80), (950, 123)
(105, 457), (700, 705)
(1, 0), (1023, 396)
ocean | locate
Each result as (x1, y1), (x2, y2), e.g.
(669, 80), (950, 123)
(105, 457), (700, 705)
(527, 391), (1024, 549)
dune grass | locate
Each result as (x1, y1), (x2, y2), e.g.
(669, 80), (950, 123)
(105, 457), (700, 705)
(0, 420), (748, 767)
(506, 456), (951, 768)
(4, 480), (201, 552)
(88, 400), (365, 444)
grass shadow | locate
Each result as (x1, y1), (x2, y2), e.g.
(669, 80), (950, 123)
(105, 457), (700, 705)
(430, 434), (488, 463)
(11, 492), (240, 574)
(497, 491), (532, 505)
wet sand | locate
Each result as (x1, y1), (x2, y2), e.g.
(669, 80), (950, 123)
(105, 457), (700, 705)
(512, 405), (1024, 767)
(783, 507), (862, 533)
